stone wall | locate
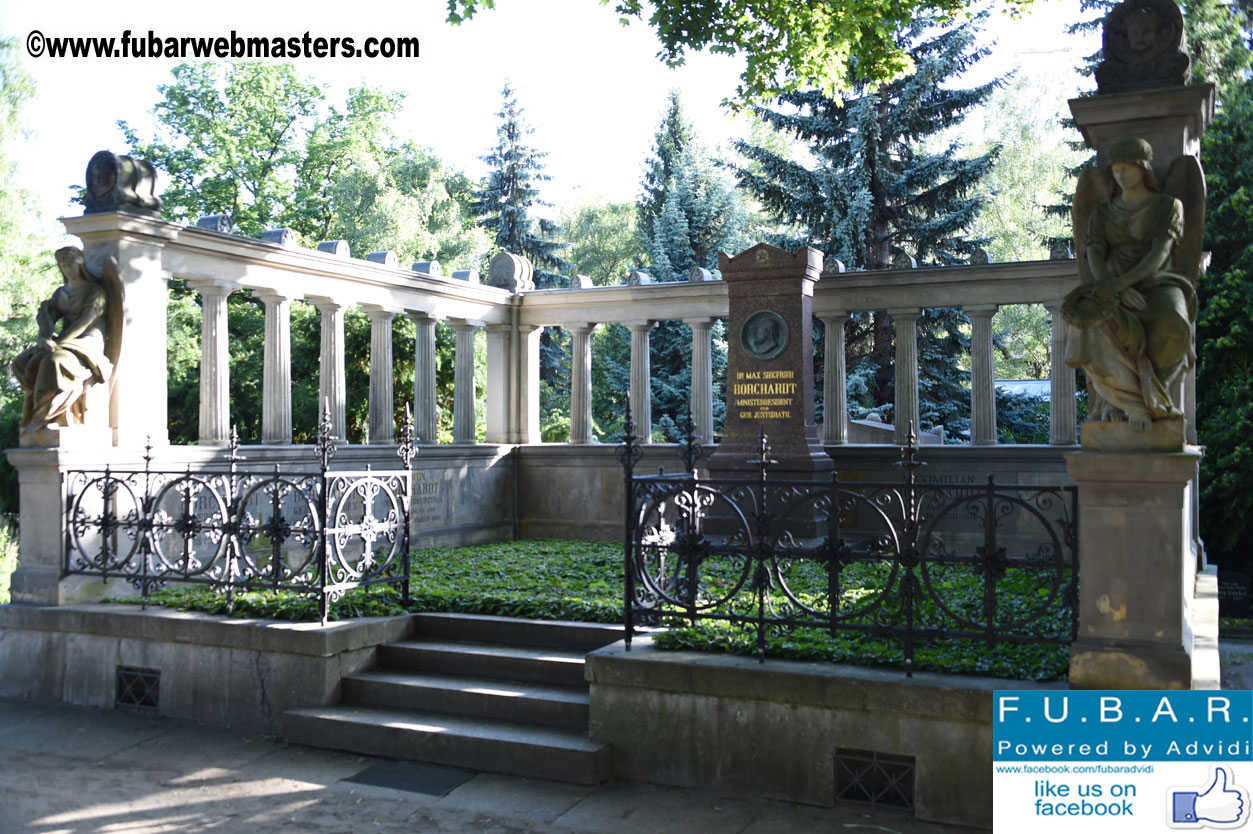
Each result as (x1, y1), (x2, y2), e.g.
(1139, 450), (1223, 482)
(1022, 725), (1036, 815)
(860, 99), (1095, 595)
(0, 604), (412, 732)
(586, 637), (1057, 829)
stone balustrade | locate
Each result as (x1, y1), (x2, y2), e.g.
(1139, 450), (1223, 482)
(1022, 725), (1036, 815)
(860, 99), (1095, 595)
(60, 210), (1096, 452)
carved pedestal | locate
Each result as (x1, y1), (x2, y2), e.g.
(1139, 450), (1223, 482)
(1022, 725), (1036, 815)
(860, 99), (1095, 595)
(1066, 448), (1202, 689)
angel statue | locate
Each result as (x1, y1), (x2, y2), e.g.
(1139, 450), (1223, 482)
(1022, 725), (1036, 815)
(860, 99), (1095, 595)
(9, 247), (123, 440)
(1062, 136), (1205, 433)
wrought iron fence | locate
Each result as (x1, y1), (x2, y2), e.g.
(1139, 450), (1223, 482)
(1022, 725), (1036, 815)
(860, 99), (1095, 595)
(618, 405), (1079, 675)
(64, 406), (417, 623)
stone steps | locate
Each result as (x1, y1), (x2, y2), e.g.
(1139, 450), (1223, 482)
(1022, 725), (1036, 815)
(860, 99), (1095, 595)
(282, 613), (623, 784)
(283, 704), (612, 784)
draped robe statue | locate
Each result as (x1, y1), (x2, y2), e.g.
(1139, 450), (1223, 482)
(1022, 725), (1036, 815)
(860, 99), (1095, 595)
(1063, 137), (1205, 436)
(10, 248), (123, 441)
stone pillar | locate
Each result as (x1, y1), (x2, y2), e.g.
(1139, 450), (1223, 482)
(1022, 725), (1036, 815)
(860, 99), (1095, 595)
(626, 322), (654, 443)
(408, 313), (438, 444)
(1067, 450), (1204, 689)
(819, 314), (849, 445)
(568, 324), (596, 444)
(890, 310), (921, 445)
(1045, 302), (1078, 445)
(187, 281), (238, 446)
(684, 318), (715, 444)
(968, 305), (998, 446)
(255, 290), (295, 444)
(452, 320), (479, 444)
(364, 307), (397, 445)
(311, 298), (347, 444)
(516, 325), (543, 444)
(485, 324), (511, 445)
(61, 213), (180, 447)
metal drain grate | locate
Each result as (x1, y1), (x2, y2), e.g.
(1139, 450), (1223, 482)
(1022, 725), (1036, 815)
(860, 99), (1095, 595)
(115, 666), (160, 711)
(834, 748), (915, 810)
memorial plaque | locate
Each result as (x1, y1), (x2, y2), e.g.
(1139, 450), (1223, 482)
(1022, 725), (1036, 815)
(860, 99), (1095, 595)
(707, 244), (833, 481)
(1218, 569), (1252, 619)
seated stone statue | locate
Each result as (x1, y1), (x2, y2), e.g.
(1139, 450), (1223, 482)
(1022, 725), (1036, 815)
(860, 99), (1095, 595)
(10, 247), (122, 440)
(1063, 137), (1205, 434)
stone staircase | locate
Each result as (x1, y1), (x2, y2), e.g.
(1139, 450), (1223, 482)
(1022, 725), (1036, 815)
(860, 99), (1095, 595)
(283, 612), (623, 784)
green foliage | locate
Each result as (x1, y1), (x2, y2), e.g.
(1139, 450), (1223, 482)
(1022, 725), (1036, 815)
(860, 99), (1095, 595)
(120, 63), (322, 236)
(993, 304), (1052, 380)
(143, 539), (624, 623)
(446, 0), (1022, 105)
(1197, 74), (1253, 561)
(0, 39), (57, 513)
(653, 624), (1068, 680)
(560, 198), (646, 285)
(963, 76), (1088, 263)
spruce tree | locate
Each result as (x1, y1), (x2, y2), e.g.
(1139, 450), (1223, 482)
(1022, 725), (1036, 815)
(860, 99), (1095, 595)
(635, 93), (748, 439)
(474, 81), (570, 286)
(731, 13), (1001, 437)
(475, 81), (572, 431)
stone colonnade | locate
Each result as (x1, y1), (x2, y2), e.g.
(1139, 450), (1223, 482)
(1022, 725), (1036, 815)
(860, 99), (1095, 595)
(184, 285), (1084, 449)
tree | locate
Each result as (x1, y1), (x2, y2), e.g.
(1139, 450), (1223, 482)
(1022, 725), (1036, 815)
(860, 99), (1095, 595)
(475, 81), (571, 435)
(120, 62), (323, 237)
(0, 39), (58, 514)
(560, 198), (646, 286)
(445, 0), (1031, 104)
(634, 93), (749, 438)
(474, 81), (570, 286)
(732, 14), (1001, 436)
(123, 62), (486, 445)
(1197, 74), (1253, 564)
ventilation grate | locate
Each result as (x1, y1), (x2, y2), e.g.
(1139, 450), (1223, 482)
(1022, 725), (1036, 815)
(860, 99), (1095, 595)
(834, 748), (915, 810)
(115, 666), (160, 711)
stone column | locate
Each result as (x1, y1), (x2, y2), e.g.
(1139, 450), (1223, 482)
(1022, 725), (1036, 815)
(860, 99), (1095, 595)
(364, 307), (397, 445)
(684, 318), (715, 444)
(485, 324), (511, 445)
(968, 305), (998, 446)
(1045, 302), (1078, 445)
(311, 298), (347, 443)
(255, 290), (295, 444)
(819, 314), (849, 445)
(452, 320), (479, 444)
(1067, 450), (1204, 689)
(187, 281), (238, 446)
(408, 313), (438, 444)
(626, 322), (654, 443)
(890, 310), (921, 445)
(516, 325), (543, 444)
(568, 324), (596, 444)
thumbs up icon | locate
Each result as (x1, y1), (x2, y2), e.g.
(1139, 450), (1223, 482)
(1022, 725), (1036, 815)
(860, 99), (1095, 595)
(1170, 766), (1249, 829)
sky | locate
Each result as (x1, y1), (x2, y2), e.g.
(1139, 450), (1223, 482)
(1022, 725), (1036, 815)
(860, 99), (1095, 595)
(0, 0), (1097, 236)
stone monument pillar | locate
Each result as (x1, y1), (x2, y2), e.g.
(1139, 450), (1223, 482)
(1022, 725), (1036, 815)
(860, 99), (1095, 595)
(1062, 0), (1214, 689)
(707, 244), (833, 481)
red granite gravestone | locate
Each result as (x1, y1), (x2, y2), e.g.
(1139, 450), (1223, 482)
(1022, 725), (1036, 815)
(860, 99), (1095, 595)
(707, 243), (834, 481)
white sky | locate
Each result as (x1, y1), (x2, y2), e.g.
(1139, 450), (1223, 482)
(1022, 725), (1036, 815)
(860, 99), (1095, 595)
(0, 0), (1096, 236)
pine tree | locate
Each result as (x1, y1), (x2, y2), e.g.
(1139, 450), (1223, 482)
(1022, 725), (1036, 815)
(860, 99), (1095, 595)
(635, 93), (748, 438)
(731, 13), (1001, 437)
(638, 91), (694, 249)
(474, 81), (570, 286)
(475, 81), (572, 432)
